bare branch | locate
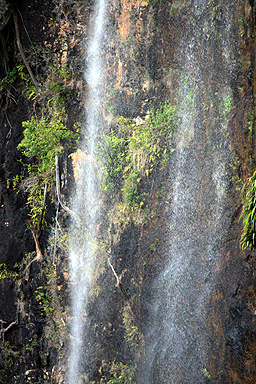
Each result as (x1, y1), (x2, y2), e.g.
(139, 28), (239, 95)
(0, 31), (9, 74)
(53, 202), (59, 265)
(0, 318), (18, 342)
(0, 8), (13, 31)
(13, 11), (41, 93)
(38, 182), (47, 230)
(31, 230), (43, 260)
(107, 257), (120, 286)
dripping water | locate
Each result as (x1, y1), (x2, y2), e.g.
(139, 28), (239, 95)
(67, 0), (108, 382)
(143, 1), (236, 382)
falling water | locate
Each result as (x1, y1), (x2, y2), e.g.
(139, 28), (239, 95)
(143, 1), (237, 382)
(65, 0), (246, 382)
(67, 0), (108, 382)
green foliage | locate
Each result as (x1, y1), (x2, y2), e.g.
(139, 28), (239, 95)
(97, 361), (136, 384)
(99, 130), (126, 190)
(248, 110), (254, 141)
(19, 117), (74, 178)
(221, 96), (232, 117)
(35, 286), (54, 314)
(17, 63), (30, 87)
(42, 63), (72, 118)
(99, 101), (177, 225)
(123, 170), (139, 207)
(0, 263), (18, 281)
(120, 100), (177, 176)
(202, 368), (211, 380)
(122, 304), (140, 355)
(27, 179), (46, 228)
(0, 340), (20, 381)
(241, 170), (256, 250)
(0, 68), (17, 91)
(33, 260), (68, 356)
(11, 45), (77, 232)
(23, 334), (38, 359)
(106, 362), (136, 384)
(17, 117), (75, 229)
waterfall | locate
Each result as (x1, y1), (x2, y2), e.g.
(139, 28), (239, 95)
(67, 0), (108, 382)
(65, 0), (245, 382)
(142, 2), (236, 382)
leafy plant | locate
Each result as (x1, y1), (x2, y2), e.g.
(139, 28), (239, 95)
(99, 130), (126, 190)
(241, 170), (256, 250)
(35, 286), (54, 314)
(0, 340), (20, 380)
(0, 68), (17, 91)
(221, 96), (232, 117)
(202, 368), (211, 380)
(99, 361), (136, 384)
(23, 334), (38, 359)
(19, 117), (74, 178)
(18, 117), (75, 230)
(248, 110), (254, 141)
(42, 62), (72, 118)
(0, 263), (18, 281)
(122, 303), (140, 356)
(99, 100), (177, 225)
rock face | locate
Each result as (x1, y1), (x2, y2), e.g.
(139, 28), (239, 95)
(101, 1), (256, 382)
(0, 0), (256, 383)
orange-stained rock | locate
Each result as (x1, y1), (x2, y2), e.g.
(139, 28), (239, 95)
(69, 149), (87, 182)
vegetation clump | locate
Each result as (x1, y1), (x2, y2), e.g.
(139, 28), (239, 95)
(0, 263), (18, 281)
(92, 360), (136, 384)
(241, 170), (256, 250)
(18, 117), (75, 230)
(98, 100), (177, 226)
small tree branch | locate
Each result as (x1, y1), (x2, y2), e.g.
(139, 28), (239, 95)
(17, 8), (36, 55)
(0, 8), (13, 31)
(31, 230), (43, 260)
(53, 202), (59, 265)
(38, 182), (47, 231)
(0, 32), (9, 74)
(13, 11), (41, 93)
(0, 318), (18, 342)
(5, 113), (14, 147)
(107, 256), (140, 332)
(107, 257), (120, 286)
(28, 182), (47, 261)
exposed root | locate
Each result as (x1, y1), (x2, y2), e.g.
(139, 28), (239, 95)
(0, 317), (18, 342)
(13, 10), (41, 93)
(23, 250), (42, 280)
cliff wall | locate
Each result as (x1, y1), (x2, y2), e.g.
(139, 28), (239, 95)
(0, 0), (255, 383)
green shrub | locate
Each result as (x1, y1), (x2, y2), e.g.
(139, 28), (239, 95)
(18, 117), (75, 229)
(35, 286), (54, 314)
(99, 101), (177, 225)
(241, 170), (256, 250)
(248, 110), (254, 141)
(18, 117), (74, 179)
(98, 361), (136, 384)
(0, 263), (18, 281)
(99, 130), (126, 190)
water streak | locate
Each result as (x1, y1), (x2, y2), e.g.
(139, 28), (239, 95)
(143, 2), (236, 382)
(67, 0), (108, 382)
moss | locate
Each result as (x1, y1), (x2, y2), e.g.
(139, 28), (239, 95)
(98, 100), (177, 228)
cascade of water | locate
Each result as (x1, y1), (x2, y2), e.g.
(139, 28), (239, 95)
(143, 2), (236, 382)
(67, 0), (108, 382)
